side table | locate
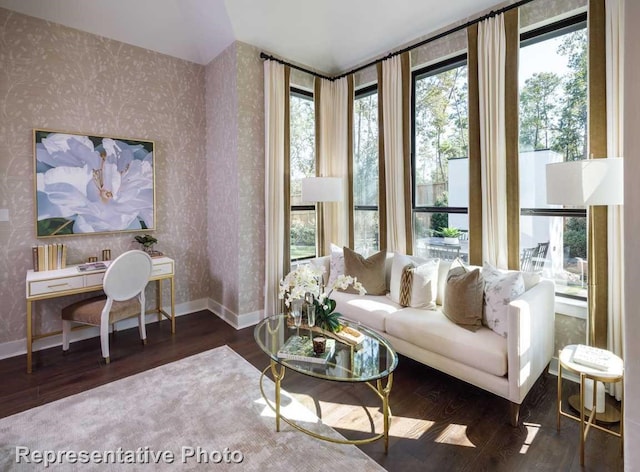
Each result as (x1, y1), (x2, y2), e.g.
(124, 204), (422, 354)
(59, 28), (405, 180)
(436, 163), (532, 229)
(557, 344), (624, 466)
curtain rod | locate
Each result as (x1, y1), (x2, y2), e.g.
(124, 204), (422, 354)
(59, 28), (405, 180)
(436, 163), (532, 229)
(260, 0), (536, 81)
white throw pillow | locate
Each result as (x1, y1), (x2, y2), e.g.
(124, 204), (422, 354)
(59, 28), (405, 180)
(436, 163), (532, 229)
(388, 253), (439, 308)
(327, 243), (344, 288)
(482, 262), (526, 338)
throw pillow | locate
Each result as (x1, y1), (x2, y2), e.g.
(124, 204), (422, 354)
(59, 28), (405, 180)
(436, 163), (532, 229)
(398, 263), (414, 307)
(442, 266), (484, 332)
(388, 253), (438, 306)
(482, 262), (526, 338)
(327, 243), (344, 289)
(342, 247), (387, 295)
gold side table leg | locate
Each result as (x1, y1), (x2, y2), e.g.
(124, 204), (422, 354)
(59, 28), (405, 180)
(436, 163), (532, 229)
(26, 300), (33, 374)
(557, 356), (562, 431)
(156, 279), (162, 323)
(270, 360), (285, 432)
(377, 372), (394, 454)
(580, 373), (586, 466)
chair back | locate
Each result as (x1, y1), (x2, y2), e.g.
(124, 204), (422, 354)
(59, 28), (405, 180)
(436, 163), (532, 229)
(103, 250), (153, 301)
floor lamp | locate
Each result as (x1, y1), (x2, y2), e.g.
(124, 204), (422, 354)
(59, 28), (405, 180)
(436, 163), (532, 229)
(301, 177), (344, 256)
(546, 157), (623, 416)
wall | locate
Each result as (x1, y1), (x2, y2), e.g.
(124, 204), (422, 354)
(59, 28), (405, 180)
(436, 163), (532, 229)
(624, 0), (640, 464)
(206, 41), (264, 324)
(0, 8), (209, 346)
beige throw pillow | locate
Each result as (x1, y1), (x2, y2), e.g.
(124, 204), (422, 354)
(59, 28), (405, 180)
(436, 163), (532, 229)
(442, 266), (484, 332)
(342, 247), (387, 295)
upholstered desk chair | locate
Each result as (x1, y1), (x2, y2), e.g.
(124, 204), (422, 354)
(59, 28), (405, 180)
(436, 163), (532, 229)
(62, 250), (153, 364)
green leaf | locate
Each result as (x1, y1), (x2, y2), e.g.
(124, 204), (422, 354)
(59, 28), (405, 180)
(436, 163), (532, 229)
(37, 218), (74, 236)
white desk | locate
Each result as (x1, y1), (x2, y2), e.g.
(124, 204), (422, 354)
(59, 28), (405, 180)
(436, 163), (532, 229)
(25, 256), (175, 373)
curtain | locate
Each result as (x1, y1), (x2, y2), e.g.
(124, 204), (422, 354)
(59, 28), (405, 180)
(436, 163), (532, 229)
(605, 0), (624, 400)
(316, 76), (351, 255)
(379, 53), (411, 254)
(477, 14), (508, 269)
(264, 61), (289, 317)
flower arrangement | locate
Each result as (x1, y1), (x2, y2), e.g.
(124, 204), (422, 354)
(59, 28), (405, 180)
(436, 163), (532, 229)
(279, 265), (366, 333)
(134, 234), (158, 252)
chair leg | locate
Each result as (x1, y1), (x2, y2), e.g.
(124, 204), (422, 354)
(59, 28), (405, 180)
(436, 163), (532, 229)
(100, 312), (110, 363)
(138, 294), (147, 346)
(62, 320), (71, 352)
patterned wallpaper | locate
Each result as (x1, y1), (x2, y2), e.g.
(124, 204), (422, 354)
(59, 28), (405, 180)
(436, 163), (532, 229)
(0, 8), (209, 343)
(205, 41), (265, 317)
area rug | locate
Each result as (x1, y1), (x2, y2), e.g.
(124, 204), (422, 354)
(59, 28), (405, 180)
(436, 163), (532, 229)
(0, 346), (385, 471)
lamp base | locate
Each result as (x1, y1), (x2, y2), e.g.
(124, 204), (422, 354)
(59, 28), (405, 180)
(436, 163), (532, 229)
(567, 394), (621, 424)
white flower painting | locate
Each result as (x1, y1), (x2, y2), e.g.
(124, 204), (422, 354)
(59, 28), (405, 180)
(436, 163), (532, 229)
(34, 130), (155, 236)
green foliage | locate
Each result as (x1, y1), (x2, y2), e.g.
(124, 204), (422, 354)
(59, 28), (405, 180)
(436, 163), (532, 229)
(134, 234), (157, 248)
(438, 227), (460, 238)
(314, 299), (342, 333)
(354, 93), (379, 207)
(564, 217), (586, 258)
(290, 220), (315, 247)
(429, 193), (449, 234)
(520, 72), (561, 150)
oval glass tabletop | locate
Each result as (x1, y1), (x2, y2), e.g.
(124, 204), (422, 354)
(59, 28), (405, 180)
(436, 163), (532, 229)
(254, 314), (398, 383)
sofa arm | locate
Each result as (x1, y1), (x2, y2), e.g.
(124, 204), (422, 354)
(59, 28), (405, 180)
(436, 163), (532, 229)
(507, 279), (555, 404)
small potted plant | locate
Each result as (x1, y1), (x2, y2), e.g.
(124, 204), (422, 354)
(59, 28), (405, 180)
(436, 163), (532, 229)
(439, 227), (461, 245)
(134, 234), (158, 255)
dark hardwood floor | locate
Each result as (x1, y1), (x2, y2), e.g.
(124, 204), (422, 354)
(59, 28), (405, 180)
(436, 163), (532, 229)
(0, 311), (623, 471)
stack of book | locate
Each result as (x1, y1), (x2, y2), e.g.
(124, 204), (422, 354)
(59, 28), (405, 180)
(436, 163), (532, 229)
(277, 336), (336, 364)
(31, 244), (68, 271)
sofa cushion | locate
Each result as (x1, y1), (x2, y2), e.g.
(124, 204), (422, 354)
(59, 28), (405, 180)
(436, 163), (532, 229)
(327, 243), (344, 288)
(442, 266), (484, 332)
(386, 308), (508, 377)
(343, 247), (387, 295)
(332, 291), (399, 332)
(388, 253), (438, 308)
(482, 262), (526, 338)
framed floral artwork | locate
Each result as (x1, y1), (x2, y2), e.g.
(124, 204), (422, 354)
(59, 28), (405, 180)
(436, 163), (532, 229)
(33, 129), (156, 237)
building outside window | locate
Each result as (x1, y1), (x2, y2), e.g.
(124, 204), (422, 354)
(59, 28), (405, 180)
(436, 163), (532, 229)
(353, 85), (379, 255)
(290, 88), (316, 261)
(519, 14), (587, 299)
(412, 56), (469, 261)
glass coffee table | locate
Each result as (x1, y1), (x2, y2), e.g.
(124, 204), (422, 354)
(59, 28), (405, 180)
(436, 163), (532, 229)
(254, 314), (398, 452)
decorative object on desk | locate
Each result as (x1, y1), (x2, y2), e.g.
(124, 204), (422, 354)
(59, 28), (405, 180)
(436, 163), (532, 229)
(31, 243), (67, 271)
(77, 262), (107, 272)
(101, 249), (111, 261)
(279, 265), (366, 334)
(134, 234), (158, 254)
(438, 227), (461, 245)
(278, 336), (335, 364)
(33, 129), (155, 237)
(87, 256), (98, 263)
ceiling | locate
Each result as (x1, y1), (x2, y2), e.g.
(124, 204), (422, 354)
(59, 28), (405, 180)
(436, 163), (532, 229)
(0, 0), (503, 75)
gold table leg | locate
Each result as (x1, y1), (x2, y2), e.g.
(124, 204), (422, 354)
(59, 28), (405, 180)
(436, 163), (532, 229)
(26, 300), (33, 374)
(170, 276), (175, 334)
(269, 360), (285, 432)
(377, 372), (394, 453)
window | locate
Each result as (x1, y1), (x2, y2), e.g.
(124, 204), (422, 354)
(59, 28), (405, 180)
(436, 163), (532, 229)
(353, 85), (379, 254)
(290, 88), (316, 261)
(412, 56), (469, 261)
(519, 14), (587, 299)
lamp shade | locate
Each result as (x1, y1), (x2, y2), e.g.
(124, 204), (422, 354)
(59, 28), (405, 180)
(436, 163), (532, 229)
(301, 177), (344, 202)
(546, 158), (623, 206)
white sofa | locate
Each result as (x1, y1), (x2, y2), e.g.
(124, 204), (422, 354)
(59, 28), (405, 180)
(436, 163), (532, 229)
(312, 254), (555, 426)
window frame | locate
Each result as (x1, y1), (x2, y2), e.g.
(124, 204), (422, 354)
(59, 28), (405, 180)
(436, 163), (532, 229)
(410, 54), (469, 226)
(518, 12), (588, 301)
(289, 87), (316, 262)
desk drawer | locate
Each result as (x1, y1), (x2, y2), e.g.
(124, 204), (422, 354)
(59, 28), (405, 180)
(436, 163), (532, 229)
(29, 276), (84, 296)
(151, 262), (173, 277)
(85, 272), (105, 288)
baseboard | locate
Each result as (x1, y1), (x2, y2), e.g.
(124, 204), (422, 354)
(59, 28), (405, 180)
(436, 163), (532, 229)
(207, 298), (263, 330)
(0, 298), (210, 360)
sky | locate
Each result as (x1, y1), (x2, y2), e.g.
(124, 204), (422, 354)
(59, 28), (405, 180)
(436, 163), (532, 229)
(519, 35), (570, 88)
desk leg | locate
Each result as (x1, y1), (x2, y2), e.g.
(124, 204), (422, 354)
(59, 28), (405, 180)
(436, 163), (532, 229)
(156, 279), (162, 323)
(170, 276), (175, 334)
(26, 300), (33, 374)
(557, 358), (562, 431)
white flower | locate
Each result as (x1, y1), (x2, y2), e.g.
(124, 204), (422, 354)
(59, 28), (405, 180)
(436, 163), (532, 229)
(278, 264), (325, 307)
